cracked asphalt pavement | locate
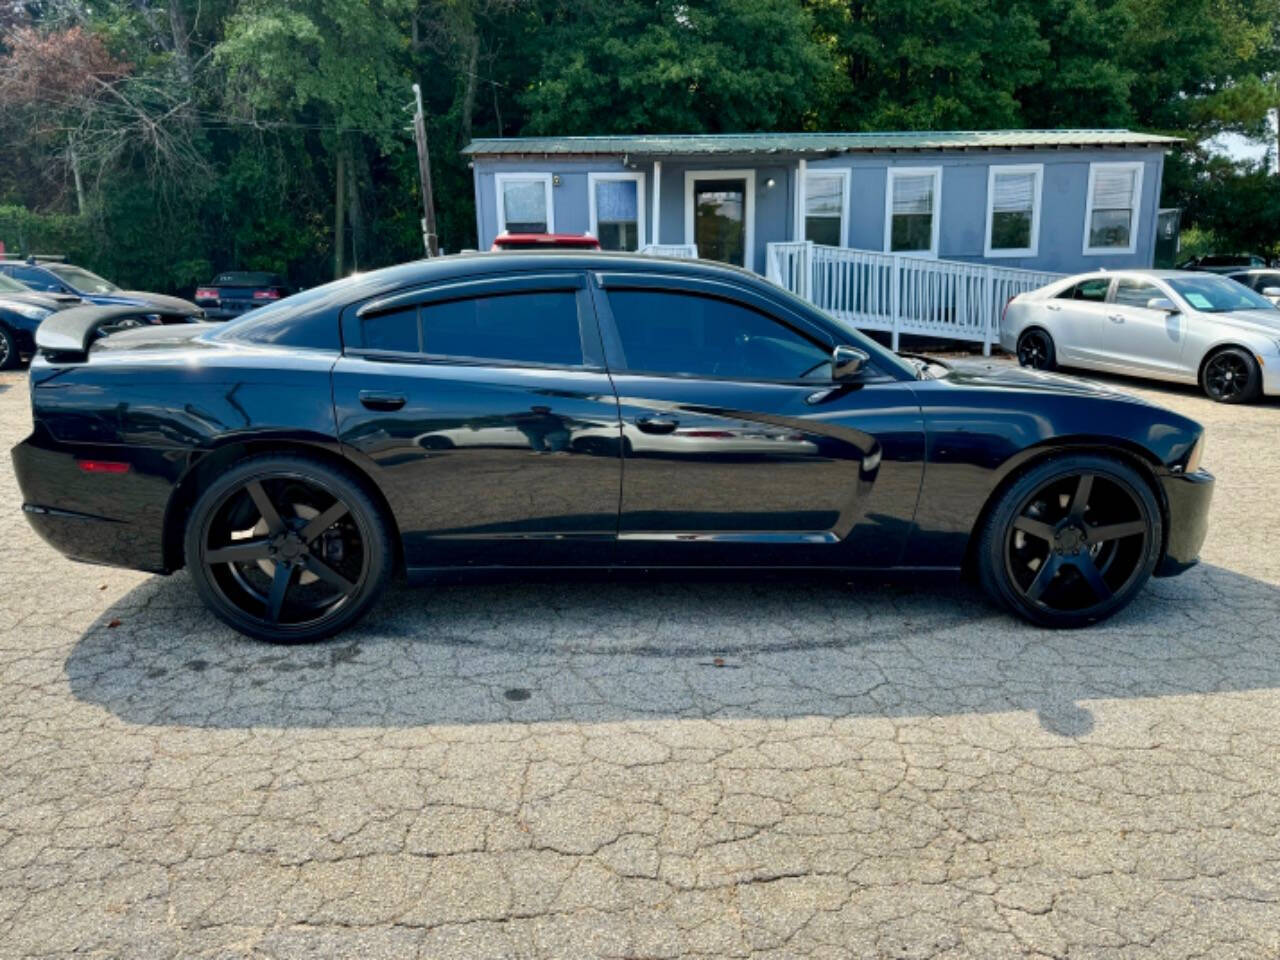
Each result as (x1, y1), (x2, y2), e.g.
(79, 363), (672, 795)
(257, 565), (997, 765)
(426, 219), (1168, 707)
(1, 360), (1278, 958)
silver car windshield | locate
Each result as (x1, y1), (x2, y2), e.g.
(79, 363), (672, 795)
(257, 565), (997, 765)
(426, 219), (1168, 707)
(1167, 276), (1276, 313)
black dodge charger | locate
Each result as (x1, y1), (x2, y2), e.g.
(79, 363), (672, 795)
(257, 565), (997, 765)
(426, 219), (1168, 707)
(13, 253), (1213, 642)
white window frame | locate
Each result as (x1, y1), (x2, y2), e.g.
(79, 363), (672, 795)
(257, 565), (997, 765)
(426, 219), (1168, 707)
(983, 163), (1043, 258)
(587, 171), (646, 252)
(684, 169), (756, 271)
(803, 167), (851, 247)
(883, 166), (942, 258)
(1083, 161), (1144, 256)
(494, 172), (555, 235)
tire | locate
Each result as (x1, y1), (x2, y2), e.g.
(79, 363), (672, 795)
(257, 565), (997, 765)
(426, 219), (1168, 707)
(1200, 347), (1261, 404)
(0, 326), (20, 370)
(977, 454), (1162, 628)
(1016, 328), (1056, 371)
(183, 454), (393, 643)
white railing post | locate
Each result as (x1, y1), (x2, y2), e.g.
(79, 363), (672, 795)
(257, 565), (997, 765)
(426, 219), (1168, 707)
(891, 255), (902, 352)
(982, 265), (995, 356)
(802, 240), (814, 301)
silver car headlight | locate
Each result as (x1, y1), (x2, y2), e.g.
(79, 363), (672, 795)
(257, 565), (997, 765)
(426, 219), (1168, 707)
(8, 303), (52, 321)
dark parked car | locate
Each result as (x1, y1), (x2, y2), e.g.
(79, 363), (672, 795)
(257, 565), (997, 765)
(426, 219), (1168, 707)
(194, 271), (290, 321)
(1178, 253), (1269, 273)
(0, 258), (200, 317)
(1225, 269), (1280, 305)
(0, 271), (79, 369)
(14, 253), (1213, 642)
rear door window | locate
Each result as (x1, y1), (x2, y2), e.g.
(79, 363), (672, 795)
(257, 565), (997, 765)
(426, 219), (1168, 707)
(1055, 278), (1111, 302)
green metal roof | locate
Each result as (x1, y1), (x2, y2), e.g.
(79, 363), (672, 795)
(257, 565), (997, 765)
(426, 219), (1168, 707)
(463, 129), (1179, 157)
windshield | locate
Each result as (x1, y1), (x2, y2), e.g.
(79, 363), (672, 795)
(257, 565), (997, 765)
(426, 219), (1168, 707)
(46, 264), (119, 294)
(0, 273), (30, 293)
(1167, 276), (1276, 313)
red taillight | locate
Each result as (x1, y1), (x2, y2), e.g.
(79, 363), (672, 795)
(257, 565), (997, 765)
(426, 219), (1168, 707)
(78, 460), (130, 474)
(195, 288), (218, 300)
(253, 288), (282, 301)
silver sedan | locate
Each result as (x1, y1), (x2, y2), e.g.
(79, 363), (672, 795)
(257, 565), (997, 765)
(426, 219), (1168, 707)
(1001, 270), (1280, 403)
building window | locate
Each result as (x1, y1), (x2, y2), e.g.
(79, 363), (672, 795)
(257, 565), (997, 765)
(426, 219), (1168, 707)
(1084, 162), (1143, 255)
(984, 164), (1042, 257)
(495, 173), (554, 234)
(804, 171), (848, 247)
(588, 172), (645, 251)
(884, 167), (941, 257)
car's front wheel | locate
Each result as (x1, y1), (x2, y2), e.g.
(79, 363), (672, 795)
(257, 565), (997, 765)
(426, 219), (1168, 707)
(0, 326), (20, 370)
(1200, 347), (1261, 404)
(977, 455), (1162, 628)
(184, 455), (393, 643)
(1016, 328), (1056, 371)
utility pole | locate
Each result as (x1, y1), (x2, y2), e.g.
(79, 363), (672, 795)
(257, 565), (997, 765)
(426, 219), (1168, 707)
(411, 83), (439, 257)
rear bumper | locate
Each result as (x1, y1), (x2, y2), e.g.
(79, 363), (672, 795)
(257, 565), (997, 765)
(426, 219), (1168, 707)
(1154, 468), (1214, 577)
(12, 424), (174, 574)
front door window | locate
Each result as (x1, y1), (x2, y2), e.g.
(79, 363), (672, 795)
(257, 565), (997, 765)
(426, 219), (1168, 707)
(693, 179), (746, 267)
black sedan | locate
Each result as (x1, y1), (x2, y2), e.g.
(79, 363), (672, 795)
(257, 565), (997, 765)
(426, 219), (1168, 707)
(13, 253), (1213, 642)
(0, 271), (79, 369)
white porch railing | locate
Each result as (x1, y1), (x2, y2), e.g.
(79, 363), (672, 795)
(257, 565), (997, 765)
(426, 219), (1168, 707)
(639, 243), (698, 258)
(765, 241), (1062, 354)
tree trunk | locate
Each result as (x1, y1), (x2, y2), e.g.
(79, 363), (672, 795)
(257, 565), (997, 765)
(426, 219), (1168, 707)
(461, 33), (480, 142)
(68, 132), (86, 216)
(333, 144), (346, 280)
(347, 142), (364, 272)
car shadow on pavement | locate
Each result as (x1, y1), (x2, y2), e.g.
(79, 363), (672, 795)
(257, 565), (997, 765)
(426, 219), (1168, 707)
(64, 563), (1279, 737)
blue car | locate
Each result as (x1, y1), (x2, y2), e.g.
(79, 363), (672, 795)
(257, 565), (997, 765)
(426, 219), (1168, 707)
(0, 271), (80, 369)
(0, 260), (199, 316)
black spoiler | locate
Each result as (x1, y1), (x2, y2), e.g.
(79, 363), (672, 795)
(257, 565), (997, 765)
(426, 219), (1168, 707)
(35, 303), (202, 362)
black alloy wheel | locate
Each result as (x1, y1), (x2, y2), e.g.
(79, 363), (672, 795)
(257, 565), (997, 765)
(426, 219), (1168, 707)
(184, 456), (392, 642)
(979, 456), (1162, 628)
(1201, 348), (1260, 404)
(0, 326), (17, 371)
(1016, 329), (1055, 371)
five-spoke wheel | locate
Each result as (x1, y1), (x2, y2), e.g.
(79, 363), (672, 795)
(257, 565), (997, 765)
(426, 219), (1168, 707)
(1016, 329), (1056, 371)
(1201, 348), (1260, 404)
(184, 456), (392, 642)
(978, 456), (1162, 627)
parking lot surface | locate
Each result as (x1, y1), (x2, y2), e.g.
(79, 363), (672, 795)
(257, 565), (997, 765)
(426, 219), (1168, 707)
(0, 360), (1277, 959)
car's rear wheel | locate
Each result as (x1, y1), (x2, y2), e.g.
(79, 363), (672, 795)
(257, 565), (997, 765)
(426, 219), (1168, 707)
(1016, 328), (1056, 371)
(0, 326), (20, 370)
(978, 455), (1162, 628)
(184, 455), (392, 643)
(1200, 347), (1261, 404)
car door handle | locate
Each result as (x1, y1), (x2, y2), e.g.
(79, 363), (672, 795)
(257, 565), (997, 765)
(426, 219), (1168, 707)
(635, 415), (679, 435)
(1108, 314), (1126, 323)
(358, 391), (407, 411)
(1045, 303), (1062, 311)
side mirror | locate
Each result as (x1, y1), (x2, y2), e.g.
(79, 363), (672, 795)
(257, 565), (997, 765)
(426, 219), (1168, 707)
(832, 344), (870, 381)
(1262, 287), (1280, 298)
(1146, 297), (1179, 313)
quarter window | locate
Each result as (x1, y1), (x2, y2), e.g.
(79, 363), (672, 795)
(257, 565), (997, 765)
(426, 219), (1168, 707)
(804, 172), (848, 246)
(985, 165), (1042, 256)
(588, 173), (645, 251)
(606, 289), (831, 381)
(359, 306), (420, 353)
(495, 173), (554, 234)
(885, 168), (941, 256)
(1085, 162), (1143, 254)
(1111, 278), (1162, 308)
(423, 290), (583, 366)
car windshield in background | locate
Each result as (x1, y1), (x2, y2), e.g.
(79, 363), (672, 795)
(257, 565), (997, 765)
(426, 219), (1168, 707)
(1168, 276), (1276, 313)
(0, 273), (30, 293)
(46, 264), (119, 294)
(214, 272), (282, 287)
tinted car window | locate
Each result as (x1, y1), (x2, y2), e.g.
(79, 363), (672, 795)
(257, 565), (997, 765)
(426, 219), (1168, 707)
(1111, 278), (1162, 308)
(10, 266), (59, 292)
(423, 291), (583, 366)
(607, 289), (831, 380)
(1056, 278), (1110, 302)
(359, 306), (420, 353)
